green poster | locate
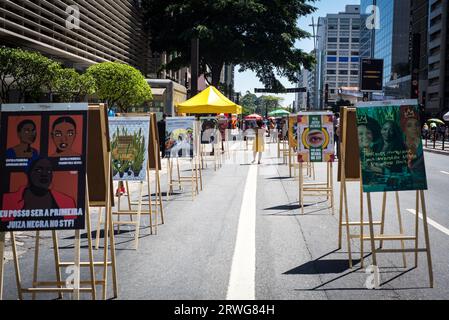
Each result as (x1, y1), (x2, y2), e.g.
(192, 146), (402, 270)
(356, 100), (428, 193)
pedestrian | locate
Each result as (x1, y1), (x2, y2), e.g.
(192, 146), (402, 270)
(334, 113), (340, 158)
(157, 113), (167, 158)
(252, 119), (265, 164)
(422, 123), (429, 139)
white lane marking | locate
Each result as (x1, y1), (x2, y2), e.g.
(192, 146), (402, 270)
(440, 171), (449, 176)
(226, 164), (258, 300)
(407, 209), (449, 236)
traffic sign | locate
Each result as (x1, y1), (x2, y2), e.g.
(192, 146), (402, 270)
(255, 88), (307, 94)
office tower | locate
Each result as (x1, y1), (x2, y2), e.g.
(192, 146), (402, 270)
(316, 5), (361, 108)
(427, 0), (449, 115)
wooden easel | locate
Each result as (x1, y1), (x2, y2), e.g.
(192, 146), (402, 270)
(166, 121), (201, 201)
(0, 104), (117, 300)
(167, 156), (200, 201)
(108, 113), (164, 249)
(338, 107), (406, 269)
(3, 192), (96, 300)
(298, 161), (334, 215)
(86, 104), (118, 300)
(365, 191), (433, 287)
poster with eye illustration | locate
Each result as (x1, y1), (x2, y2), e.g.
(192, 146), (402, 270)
(297, 112), (335, 163)
(356, 100), (428, 193)
(109, 117), (150, 181)
(0, 103), (88, 232)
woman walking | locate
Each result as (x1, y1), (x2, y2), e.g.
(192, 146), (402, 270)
(252, 120), (266, 164)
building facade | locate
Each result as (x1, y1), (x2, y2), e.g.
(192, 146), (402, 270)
(316, 5), (361, 108)
(411, 0), (429, 109)
(360, 0), (376, 60)
(0, 0), (149, 72)
(427, 0), (449, 115)
(373, 0), (411, 98)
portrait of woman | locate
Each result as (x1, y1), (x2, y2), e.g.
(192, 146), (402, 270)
(401, 107), (425, 172)
(2, 158), (76, 210)
(357, 116), (383, 175)
(6, 119), (39, 160)
(50, 117), (81, 157)
(379, 121), (406, 153)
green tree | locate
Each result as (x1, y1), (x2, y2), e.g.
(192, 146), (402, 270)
(142, 0), (316, 90)
(240, 91), (258, 115)
(0, 47), (60, 103)
(50, 68), (96, 102)
(256, 95), (284, 116)
(86, 62), (153, 112)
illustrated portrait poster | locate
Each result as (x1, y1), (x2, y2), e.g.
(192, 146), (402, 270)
(200, 117), (219, 145)
(356, 100), (428, 193)
(109, 117), (150, 182)
(165, 117), (195, 158)
(297, 112), (335, 163)
(0, 103), (88, 232)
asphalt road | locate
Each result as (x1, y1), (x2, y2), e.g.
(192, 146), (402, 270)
(1, 141), (449, 300)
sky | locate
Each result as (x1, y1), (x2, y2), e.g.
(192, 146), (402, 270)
(234, 0), (360, 108)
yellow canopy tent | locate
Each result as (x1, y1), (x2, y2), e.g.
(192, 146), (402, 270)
(176, 86), (242, 114)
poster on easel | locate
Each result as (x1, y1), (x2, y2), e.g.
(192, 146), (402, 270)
(356, 100), (428, 193)
(109, 117), (150, 181)
(297, 112), (335, 163)
(165, 117), (195, 158)
(200, 117), (219, 144)
(0, 104), (88, 232)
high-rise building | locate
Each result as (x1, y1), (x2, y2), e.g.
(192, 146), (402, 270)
(427, 0), (449, 115)
(296, 66), (317, 111)
(0, 0), (149, 72)
(316, 5), (361, 108)
(373, 0), (411, 98)
(360, 0), (376, 60)
(410, 0), (429, 108)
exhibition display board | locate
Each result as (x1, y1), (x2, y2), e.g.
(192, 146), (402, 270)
(355, 100), (433, 287)
(296, 112), (335, 215)
(0, 103), (100, 300)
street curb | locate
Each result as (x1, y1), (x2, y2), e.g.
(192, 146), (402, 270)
(424, 148), (449, 156)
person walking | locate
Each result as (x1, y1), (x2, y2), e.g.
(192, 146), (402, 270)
(252, 120), (265, 164)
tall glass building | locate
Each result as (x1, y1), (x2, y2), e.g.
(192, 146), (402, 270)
(360, 0), (376, 59)
(373, 0), (411, 91)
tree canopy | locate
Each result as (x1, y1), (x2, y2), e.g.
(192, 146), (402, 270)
(50, 68), (96, 103)
(240, 91), (285, 116)
(86, 62), (153, 112)
(0, 47), (60, 103)
(142, 0), (316, 91)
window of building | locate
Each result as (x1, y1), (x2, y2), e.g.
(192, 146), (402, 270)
(340, 38), (349, 43)
(328, 38), (338, 43)
(327, 56), (337, 62)
(339, 70), (348, 75)
(350, 70), (359, 75)
(339, 57), (349, 62)
(327, 51), (337, 56)
(327, 69), (337, 74)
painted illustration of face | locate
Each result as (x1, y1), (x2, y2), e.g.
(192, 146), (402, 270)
(405, 118), (420, 140)
(29, 159), (53, 190)
(52, 121), (76, 153)
(381, 122), (395, 142)
(19, 122), (37, 145)
(358, 125), (373, 148)
(307, 130), (325, 148)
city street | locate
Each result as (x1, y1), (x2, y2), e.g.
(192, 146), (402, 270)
(2, 141), (449, 300)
